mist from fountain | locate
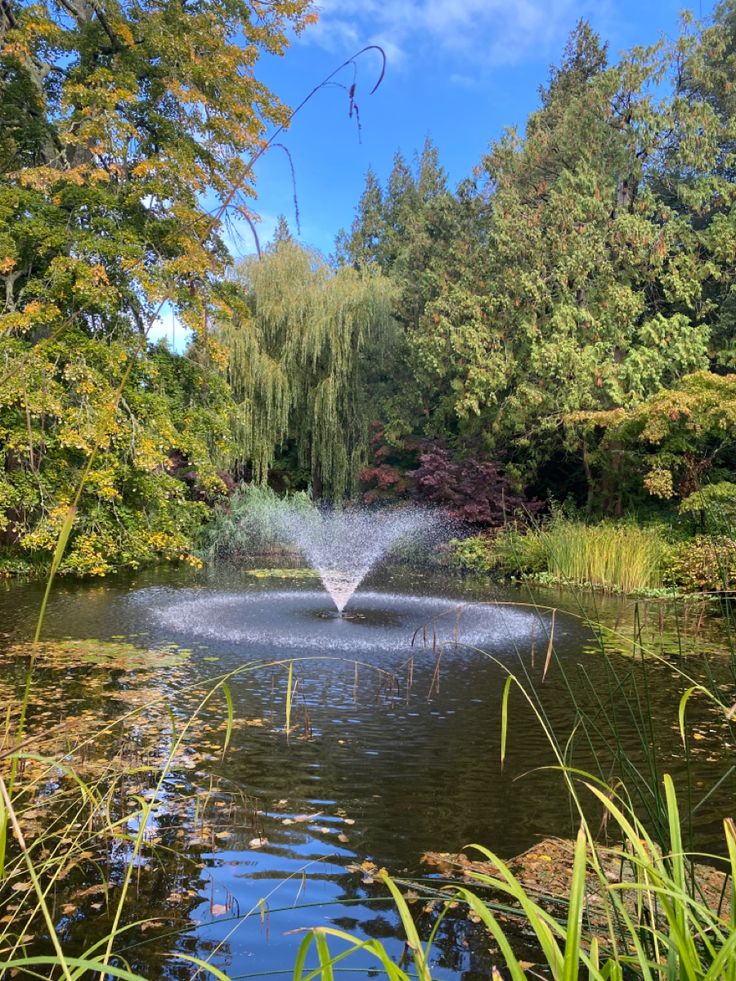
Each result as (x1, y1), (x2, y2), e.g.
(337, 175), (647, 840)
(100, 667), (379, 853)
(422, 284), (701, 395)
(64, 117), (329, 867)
(271, 506), (439, 612)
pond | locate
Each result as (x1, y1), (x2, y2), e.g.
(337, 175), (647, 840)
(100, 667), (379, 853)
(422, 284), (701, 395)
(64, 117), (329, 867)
(0, 564), (733, 978)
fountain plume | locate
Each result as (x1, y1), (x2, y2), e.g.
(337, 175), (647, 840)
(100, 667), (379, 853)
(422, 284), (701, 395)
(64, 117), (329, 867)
(272, 506), (437, 612)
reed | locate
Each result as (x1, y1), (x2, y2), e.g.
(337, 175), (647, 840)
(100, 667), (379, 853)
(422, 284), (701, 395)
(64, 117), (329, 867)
(543, 521), (665, 591)
(493, 517), (670, 593)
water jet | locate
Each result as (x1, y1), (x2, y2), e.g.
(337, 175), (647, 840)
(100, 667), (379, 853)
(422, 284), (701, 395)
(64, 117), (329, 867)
(270, 505), (439, 612)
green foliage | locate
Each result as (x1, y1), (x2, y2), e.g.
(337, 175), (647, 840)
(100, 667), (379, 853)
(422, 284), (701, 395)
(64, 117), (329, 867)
(0, 0), (314, 575)
(461, 517), (672, 593)
(666, 535), (736, 592)
(679, 482), (736, 532)
(536, 520), (670, 592)
(0, 339), (231, 574)
(2, 0), (736, 576)
(450, 534), (496, 573)
(338, 11), (736, 516)
(336, 139), (470, 445)
(568, 371), (736, 512)
(219, 241), (396, 499)
(200, 482), (312, 562)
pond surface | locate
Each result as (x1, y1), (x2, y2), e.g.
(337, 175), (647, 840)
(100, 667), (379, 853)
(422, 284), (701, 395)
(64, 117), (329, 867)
(0, 564), (733, 978)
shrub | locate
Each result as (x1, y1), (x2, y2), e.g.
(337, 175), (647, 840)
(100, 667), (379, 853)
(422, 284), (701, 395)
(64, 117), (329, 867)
(450, 534), (496, 573)
(413, 442), (540, 526)
(678, 481), (736, 534)
(666, 535), (736, 592)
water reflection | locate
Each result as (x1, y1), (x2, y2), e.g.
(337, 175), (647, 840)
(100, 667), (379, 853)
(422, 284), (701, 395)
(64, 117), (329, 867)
(0, 564), (733, 977)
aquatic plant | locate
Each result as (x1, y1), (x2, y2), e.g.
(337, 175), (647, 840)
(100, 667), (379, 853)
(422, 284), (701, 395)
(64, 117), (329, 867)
(458, 517), (672, 594)
(199, 483), (313, 562)
(295, 596), (736, 978)
(296, 789), (736, 980)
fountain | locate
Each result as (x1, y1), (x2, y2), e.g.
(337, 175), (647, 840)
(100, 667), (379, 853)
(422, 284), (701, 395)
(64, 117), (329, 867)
(135, 500), (559, 657)
(270, 506), (438, 613)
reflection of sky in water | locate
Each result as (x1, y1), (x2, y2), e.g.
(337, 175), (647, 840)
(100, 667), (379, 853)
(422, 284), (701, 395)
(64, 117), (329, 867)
(1, 566), (732, 979)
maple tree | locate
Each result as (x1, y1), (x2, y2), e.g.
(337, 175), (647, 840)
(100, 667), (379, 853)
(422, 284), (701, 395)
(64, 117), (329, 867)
(0, 0), (314, 572)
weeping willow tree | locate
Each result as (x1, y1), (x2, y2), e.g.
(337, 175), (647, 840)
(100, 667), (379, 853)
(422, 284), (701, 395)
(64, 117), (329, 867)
(219, 241), (396, 499)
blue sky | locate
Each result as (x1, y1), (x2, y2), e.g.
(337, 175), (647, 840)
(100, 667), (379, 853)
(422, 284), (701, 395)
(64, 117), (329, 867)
(247, 0), (715, 255)
(155, 0), (715, 347)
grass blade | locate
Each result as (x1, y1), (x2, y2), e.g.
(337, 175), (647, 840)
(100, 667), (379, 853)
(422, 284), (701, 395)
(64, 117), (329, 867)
(562, 824), (588, 981)
(501, 674), (514, 768)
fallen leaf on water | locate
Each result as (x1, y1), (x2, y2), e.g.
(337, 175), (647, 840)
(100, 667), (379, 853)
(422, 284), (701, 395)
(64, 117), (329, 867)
(140, 921), (165, 932)
(211, 904), (228, 916)
(249, 836), (268, 849)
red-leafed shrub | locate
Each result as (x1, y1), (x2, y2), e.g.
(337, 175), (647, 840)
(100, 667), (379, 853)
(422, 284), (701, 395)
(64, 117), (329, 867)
(359, 422), (417, 503)
(412, 442), (541, 526)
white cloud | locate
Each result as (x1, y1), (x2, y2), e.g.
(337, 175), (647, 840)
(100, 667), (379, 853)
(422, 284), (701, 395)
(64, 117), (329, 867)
(308, 0), (600, 68)
(449, 72), (479, 88)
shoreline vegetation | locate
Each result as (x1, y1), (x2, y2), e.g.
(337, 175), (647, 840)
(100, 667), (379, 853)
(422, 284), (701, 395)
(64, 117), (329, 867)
(4, 503), (735, 604)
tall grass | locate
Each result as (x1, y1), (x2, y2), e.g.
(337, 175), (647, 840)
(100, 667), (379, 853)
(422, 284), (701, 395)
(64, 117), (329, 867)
(296, 790), (736, 980)
(199, 484), (313, 563)
(541, 520), (667, 592)
(494, 517), (670, 593)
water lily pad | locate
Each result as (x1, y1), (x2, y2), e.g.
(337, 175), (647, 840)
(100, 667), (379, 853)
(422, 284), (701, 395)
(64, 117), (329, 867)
(246, 568), (318, 579)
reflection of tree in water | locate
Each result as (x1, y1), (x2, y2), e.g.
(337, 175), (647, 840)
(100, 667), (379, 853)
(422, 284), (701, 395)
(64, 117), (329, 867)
(0, 640), (263, 978)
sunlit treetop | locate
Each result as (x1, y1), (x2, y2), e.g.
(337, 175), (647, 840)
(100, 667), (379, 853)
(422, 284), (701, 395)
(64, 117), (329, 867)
(0, 0), (317, 340)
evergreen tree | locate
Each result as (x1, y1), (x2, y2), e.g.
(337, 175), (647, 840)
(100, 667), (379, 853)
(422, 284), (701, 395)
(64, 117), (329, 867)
(412, 20), (734, 509)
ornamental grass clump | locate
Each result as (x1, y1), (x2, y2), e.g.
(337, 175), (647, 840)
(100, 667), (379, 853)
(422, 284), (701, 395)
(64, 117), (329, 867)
(538, 520), (668, 593)
(485, 517), (670, 594)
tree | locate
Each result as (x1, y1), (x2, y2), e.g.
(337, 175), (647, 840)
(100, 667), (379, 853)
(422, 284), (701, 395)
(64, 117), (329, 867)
(0, 0), (314, 571)
(540, 18), (608, 108)
(336, 138), (471, 454)
(411, 17), (734, 510)
(566, 371), (736, 508)
(219, 241), (396, 500)
(334, 167), (385, 269)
